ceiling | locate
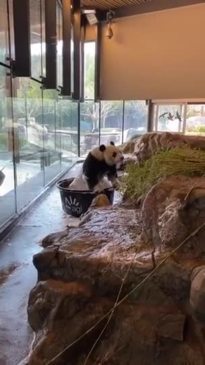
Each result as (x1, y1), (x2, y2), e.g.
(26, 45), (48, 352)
(81, 0), (151, 10)
(80, 0), (204, 19)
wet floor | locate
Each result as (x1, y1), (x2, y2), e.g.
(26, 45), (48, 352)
(0, 163), (82, 365)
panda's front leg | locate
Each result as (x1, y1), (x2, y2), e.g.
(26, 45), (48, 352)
(107, 169), (120, 190)
(110, 177), (120, 190)
(86, 176), (99, 192)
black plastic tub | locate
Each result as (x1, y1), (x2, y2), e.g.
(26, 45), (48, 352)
(57, 178), (114, 217)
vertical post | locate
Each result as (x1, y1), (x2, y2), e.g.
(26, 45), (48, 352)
(99, 100), (101, 145)
(13, 0), (31, 76)
(73, 0), (81, 100)
(182, 103), (187, 134)
(62, 0), (71, 95)
(147, 99), (154, 132)
(155, 105), (159, 131)
(8, 73), (18, 213)
(122, 100), (125, 144)
(45, 0), (57, 89)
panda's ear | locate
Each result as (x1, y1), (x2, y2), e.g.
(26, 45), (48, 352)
(99, 144), (106, 152)
(110, 141), (115, 146)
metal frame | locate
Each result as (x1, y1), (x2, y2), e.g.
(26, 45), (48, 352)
(44, 0), (57, 89)
(12, 0), (31, 77)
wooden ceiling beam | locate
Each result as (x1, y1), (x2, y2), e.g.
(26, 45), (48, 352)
(114, 0), (205, 18)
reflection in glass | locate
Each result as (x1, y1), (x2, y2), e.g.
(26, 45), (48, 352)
(154, 104), (184, 133)
(43, 89), (61, 184)
(0, 66), (16, 226)
(80, 101), (99, 156)
(124, 101), (148, 142)
(186, 104), (205, 136)
(100, 101), (123, 146)
(12, 78), (44, 211)
(57, 98), (78, 161)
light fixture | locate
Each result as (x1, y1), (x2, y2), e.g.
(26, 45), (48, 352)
(82, 9), (98, 25)
(106, 10), (115, 39)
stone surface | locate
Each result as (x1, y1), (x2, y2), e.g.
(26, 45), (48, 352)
(190, 265), (205, 320)
(121, 132), (205, 165)
(142, 175), (205, 250)
(157, 313), (185, 341)
(26, 204), (205, 365)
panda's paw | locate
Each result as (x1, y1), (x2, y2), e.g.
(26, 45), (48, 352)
(93, 186), (101, 194)
(112, 178), (121, 190)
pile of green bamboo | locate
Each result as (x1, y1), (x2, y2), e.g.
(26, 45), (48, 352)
(121, 147), (205, 200)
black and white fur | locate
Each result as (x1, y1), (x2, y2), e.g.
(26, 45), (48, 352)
(82, 141), (124, 191)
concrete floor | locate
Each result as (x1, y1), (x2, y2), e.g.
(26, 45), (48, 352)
(0, 163), (82, 365)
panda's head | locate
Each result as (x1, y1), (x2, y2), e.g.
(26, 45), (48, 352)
(92, 141), (124, 167)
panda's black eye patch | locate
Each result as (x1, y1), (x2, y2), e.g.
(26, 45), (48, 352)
(112, 152), (117, 158)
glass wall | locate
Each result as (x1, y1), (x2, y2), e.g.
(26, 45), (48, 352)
(80, 101), (99, 156)
(186, 104), (205, 135)
(124, 100), (148, 142)
(153, 102), (205, 135)
(153, 104), (185, 133)
(100, 101), (123, 145)
(0, 0), (77, 232)
(12, 78), (45, 211)
(0, 67), (16, 227)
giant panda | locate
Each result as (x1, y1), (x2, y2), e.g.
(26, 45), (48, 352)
(82, 141), (124, 191)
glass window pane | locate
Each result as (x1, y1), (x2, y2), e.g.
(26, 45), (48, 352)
(84, 42), (95, 100)
(12, 78), (44, 211)
(186, 104), (205, 135)
(0, 66), (16, 227)
(154, 104), (184, 132)
(57, 98), (78, 167)
(30, 0), (42, 80)
(80, 101), (99, 156)
(0, 0), (10, 64)
(124, 101), (148, 142)
(43, 89), (61, 184)
(100, 101), (123, 146)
